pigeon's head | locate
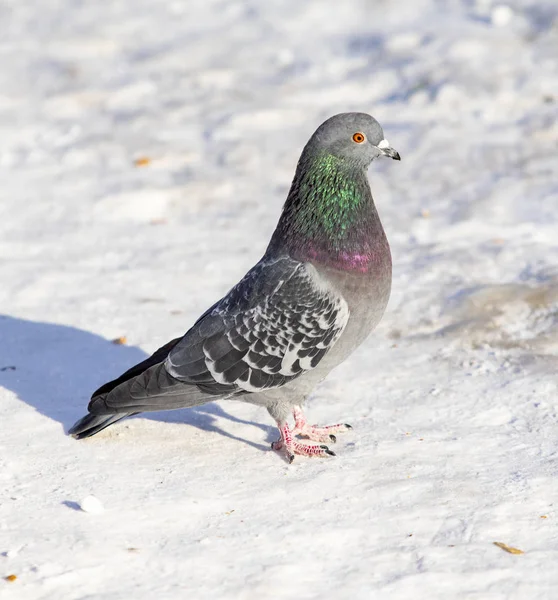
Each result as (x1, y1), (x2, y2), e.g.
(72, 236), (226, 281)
(306, 112), (400, 167)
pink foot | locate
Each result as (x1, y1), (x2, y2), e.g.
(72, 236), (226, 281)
(271, 421), (335, 463)
(292, 405), (352, 444)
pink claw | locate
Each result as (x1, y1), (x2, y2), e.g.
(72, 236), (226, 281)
(272, 421), (335, 463)
(272, 406), (353, 462)
(291, 405), (352, 443)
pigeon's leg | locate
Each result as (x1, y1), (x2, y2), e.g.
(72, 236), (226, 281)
(271, 421), (336, 463)
(291, 405), (352, 443)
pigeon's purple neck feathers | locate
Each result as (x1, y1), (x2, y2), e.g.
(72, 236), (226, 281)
(267, 152), (389, 274)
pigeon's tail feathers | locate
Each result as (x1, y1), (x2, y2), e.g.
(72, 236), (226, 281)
(70, 357), (215, 441)
(91, 337), (183, 399)
(89, 361), (213, 415)
(68, 413), (134, 439)
(69, 337), (189, 440)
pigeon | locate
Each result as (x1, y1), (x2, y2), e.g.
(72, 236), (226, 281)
(69, 112), (400, 462)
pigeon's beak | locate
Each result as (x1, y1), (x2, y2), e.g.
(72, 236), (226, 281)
(377, 139), (401, 161)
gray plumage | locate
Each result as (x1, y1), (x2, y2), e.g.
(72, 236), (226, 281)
(70, 112), (399, 461)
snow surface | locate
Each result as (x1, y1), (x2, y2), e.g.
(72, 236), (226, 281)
(1, 0), (558, 598)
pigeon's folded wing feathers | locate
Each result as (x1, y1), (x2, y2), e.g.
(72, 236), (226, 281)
(165, 256), (350, 396)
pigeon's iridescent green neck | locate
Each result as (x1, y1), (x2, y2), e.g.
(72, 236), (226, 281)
(268, 153), (389, 273)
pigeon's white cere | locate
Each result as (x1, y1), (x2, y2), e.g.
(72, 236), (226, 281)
(378, 139), (390, 149)
(78, 496), (105, 515)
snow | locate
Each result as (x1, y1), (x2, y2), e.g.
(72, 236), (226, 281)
(77, 496), (105, 515)
(1, 0), (557, 598)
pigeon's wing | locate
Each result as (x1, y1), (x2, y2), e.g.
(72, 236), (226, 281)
(165, 256), (350, 395)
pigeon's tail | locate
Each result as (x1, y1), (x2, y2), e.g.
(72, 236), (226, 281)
(70, 337), (208, 440)
(70, 360), (214, 439)
(88, 362), (212, 414)
(68, 413), (134, 439)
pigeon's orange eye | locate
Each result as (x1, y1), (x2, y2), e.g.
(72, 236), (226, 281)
(352, 132), (365, 143)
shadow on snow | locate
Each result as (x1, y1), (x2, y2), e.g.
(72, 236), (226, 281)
(0, 314), (274, 452)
